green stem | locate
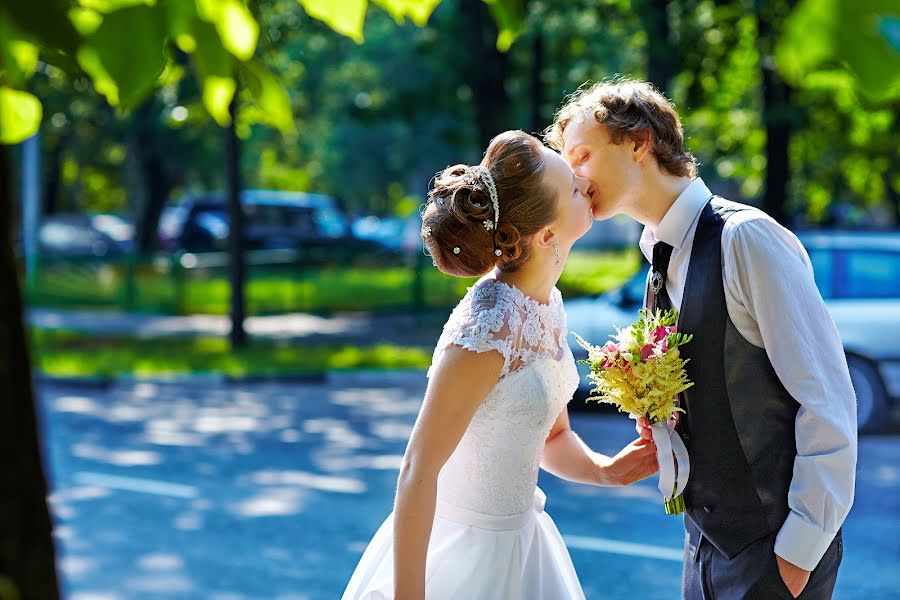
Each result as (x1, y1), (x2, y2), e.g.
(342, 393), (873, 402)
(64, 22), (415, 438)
(664, 492), (685, 515)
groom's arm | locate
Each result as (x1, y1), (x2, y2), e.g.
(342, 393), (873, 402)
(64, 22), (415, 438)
(723, 214), (858, 573)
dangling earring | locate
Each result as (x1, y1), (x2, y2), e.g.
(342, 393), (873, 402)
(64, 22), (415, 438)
(553, 240), (560, 266)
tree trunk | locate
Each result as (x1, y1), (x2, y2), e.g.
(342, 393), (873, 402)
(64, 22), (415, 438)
(460, 0), (511, 146)
(758, 1), (794, 224)
(637, 0), (677, 94)
(41, 135), (65, 216)
(132, 101), (173, 255)
(0, 145), (61, 600)
(225, 92), (246, 349)
(529, 28), (545, 136)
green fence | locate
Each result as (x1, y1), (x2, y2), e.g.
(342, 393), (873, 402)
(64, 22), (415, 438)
(24, 247), (640, 315)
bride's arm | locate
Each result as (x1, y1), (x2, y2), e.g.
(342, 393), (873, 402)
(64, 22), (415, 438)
(393, 345), (503, 600)
(540, 407), (659, 486)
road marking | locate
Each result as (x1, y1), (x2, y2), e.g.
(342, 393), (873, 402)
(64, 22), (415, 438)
(73, 472), (199, 499)
(563, 534), (683, 562)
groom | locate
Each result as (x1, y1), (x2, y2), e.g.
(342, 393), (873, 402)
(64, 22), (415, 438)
(545, 80), (857, 599)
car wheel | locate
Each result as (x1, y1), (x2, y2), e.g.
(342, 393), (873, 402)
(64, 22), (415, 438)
(847, 355), (889, 434)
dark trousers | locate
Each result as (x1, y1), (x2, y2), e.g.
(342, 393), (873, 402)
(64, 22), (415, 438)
(682, 526), (843, 600)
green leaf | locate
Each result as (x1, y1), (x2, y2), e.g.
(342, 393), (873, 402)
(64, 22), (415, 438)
(77, 4), (168, 108)
(1, 0), (81, 56)
(68, 7), (104, 35)
(298, 0), (367, 43)
(0, 12), (40, 87)
(78, 0), (156, 13)
(482, 0), (524, 51)
(776, 0), (900, 103)
(196, 0), (259, 61)
(238, 59), (295, 134)
(0, 86), (42, 144)
(371, 0), (441, 26)
(159, 0), (197, 52)
(192, 21), (235, 126)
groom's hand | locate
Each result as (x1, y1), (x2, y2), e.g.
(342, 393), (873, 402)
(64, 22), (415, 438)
(775, 554), (811, 598)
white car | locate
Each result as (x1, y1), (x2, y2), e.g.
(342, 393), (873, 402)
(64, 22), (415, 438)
(564, 231), (900, 434)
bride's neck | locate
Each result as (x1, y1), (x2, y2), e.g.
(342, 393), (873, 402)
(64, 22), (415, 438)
(492, 251), (559, 305)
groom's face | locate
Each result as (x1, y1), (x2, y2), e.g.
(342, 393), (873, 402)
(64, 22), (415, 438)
(561, 116), (639, 221)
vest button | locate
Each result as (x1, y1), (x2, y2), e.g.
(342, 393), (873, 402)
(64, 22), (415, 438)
(683, 433), (691, 442)
(703, 505), (714, 513)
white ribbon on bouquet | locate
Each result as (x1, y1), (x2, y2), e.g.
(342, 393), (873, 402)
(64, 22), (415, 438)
(650, 420), (690, 500)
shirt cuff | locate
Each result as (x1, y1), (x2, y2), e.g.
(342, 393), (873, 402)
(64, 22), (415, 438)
(774, 512), (836, 571)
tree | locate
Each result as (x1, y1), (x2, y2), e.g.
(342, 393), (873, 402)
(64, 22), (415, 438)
(0, 0), (476, 594)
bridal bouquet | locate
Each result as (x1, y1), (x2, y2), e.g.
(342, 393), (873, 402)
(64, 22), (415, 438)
(573, 308), (694, 514)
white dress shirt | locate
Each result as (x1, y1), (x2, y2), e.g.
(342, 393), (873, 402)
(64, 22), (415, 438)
(639, 177), (857, 571)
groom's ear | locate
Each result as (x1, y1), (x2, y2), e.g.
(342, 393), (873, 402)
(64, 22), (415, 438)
(631, 131), (652, 163)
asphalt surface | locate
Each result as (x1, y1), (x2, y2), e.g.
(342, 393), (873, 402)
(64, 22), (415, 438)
(38, 372), (900, 599)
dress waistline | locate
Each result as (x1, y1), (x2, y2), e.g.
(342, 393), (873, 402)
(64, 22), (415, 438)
(435, 487), (546, 531)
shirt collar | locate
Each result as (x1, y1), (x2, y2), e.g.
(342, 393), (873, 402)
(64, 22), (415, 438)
(645, 177), (712, 249)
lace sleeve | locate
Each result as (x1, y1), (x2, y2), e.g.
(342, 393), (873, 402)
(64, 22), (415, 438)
(426, 282), (520, 379)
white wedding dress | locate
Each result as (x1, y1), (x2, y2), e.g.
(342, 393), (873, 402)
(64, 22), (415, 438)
(342, 277), (585, 600)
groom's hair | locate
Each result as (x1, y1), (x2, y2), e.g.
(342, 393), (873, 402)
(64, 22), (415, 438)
(544, 79), (697, 178)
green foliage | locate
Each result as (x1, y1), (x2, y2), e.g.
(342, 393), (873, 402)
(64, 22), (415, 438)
(0, 87), (41, 143)
(30, 328), (432, 377)
(776, 0), (900, 103)
(0, 0), (895, 223)
(27, 249), (637, 314)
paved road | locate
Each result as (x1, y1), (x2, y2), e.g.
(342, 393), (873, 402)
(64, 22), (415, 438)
(38, 373), (900, 599)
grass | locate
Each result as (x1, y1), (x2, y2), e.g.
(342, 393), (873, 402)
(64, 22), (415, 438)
(29, 329), (432, 378)
(26, 249), (641, 315)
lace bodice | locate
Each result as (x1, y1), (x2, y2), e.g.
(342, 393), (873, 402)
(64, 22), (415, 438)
(428, 277), (580, 515)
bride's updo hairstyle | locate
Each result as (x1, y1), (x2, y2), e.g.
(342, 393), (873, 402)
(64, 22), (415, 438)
(421, 130), (558, 278)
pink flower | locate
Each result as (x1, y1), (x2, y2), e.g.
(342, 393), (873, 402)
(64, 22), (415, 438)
(641, 343), (656, 361)
(603, 341), (619, 354)
(651, 325), (671, 343)
(659, 339), (669, 354)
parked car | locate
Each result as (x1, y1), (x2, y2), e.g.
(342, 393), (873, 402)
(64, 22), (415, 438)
(564, 230), (900, 433)
(37, 213), (134, 257)
(158, 190), (352, 254)
(351, 214), (423, 254)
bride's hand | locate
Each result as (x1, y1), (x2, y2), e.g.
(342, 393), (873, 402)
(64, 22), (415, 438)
(597, 438), (659, 486)
(631, 412), (680, 441)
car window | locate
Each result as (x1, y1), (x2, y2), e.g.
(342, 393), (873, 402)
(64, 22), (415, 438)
(840, 250), (900, 299)
(807, 249), (835, 299)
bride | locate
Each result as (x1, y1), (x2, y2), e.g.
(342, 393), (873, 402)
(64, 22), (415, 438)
(342, 130), (658, 600)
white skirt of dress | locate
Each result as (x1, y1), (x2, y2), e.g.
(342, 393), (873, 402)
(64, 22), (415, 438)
(341, 488), (585, 600)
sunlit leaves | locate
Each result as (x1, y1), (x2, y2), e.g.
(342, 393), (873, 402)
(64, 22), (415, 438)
(0, 87), (42, 143)
(198, 0), (259, 60)
(0, 13), (39, 87)
(483, 0), (524, 51)
(298, 0), (367, 42)
(372, 0), (441, 26)
(776, 0), (900, 102)
(193, 21), (236, 126)
(78, 0), (156, 12)
(76, 5), (168, 109)
(239, 60), (295, 133)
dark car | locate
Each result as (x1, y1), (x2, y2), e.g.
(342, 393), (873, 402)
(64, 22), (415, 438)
(565, 230), (900, 433)
(158, 190), (351, 254)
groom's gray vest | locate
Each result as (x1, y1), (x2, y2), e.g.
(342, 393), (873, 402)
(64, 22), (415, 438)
(676, 198), (799, 559)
